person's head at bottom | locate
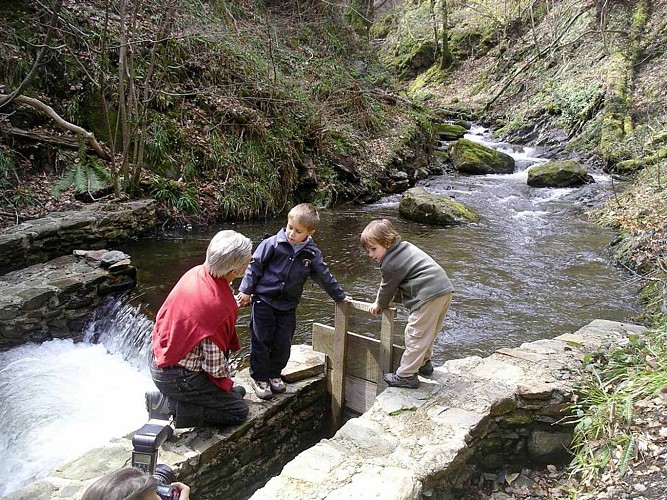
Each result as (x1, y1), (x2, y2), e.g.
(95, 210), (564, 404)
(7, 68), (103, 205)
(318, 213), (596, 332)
(81, 467), (190, 500)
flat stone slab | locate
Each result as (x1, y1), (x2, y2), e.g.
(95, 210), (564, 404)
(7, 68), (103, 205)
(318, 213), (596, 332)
(282, 344), (325, 382)
(250, 320), (646, 500)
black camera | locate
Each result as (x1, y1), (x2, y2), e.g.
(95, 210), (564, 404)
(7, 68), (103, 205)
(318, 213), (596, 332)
(131, 421), (180, 500)
(153, 463), (181, 500)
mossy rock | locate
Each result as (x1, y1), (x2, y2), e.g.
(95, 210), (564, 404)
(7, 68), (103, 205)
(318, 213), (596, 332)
(399, 187), (479, 226)
(435, 123), (467, 141)
(449, 138), (515, 175)
(527, 160), (594, 188)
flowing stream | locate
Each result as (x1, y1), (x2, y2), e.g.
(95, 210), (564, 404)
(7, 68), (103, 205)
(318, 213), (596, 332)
(0, 127), (640, 496)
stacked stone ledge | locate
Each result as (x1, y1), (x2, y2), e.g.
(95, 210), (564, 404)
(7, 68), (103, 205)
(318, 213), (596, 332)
(0, 199), (156, 275)
(1, 318), (645, 499)
(0, 248), (137, 350)
(0, 200), (156, 350)
(250, 320), (645, 500)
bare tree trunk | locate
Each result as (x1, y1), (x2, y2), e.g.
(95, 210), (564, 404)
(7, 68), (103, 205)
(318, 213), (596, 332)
(98, 0), (120, 197)
(600, 0), (650, 163)
(440, 0), (453, 70)
(117, 0), (131, 184)
(131, 1), (179, 189)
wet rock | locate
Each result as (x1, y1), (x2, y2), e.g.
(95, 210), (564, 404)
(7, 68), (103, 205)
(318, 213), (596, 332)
(449, 138), (516, 175)
(399, 186), (480, 225)
(527, 160), (594, 188)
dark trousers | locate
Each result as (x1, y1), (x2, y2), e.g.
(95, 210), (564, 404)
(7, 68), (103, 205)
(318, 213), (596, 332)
(150, 360), (248, 428)
(249, 299), (296, 381)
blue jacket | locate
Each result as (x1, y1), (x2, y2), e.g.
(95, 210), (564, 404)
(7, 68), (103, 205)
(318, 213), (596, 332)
(239, 228), (346, 311)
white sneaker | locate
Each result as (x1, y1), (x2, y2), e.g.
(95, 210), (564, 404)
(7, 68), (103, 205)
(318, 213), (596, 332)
(269, 377), (286, 394)
(252, 379), (273, 400)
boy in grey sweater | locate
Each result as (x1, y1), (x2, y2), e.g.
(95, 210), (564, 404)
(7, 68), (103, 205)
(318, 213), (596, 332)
(361, 219), (454, 388)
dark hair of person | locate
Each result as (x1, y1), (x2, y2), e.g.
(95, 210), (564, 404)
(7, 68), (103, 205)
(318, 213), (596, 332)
(81, 467), (158, 500)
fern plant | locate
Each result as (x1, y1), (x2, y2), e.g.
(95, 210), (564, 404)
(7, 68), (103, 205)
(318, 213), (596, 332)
(53, 155), (112, 198)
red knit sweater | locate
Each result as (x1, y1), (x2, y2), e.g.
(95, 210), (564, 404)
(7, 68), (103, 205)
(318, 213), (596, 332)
(152, 265), (240, 392)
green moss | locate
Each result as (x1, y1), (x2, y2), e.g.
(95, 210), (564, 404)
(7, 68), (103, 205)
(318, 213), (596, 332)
(446, 198), (480, 222)
(503, 410), (534, 426)
(370, 12), (397, 39)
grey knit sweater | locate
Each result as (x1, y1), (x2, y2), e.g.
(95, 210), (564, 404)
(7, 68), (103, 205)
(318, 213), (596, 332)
(375, 237), (453, 312)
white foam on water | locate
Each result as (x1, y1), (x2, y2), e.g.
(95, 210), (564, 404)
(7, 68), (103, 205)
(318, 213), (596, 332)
(0, 337), (155, 496)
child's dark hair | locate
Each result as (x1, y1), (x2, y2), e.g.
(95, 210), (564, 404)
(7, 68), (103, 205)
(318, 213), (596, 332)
(288, 203), (320, 231)
(360, 219), (400, 249)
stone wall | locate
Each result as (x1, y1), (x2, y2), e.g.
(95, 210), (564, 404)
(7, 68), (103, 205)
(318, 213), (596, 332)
(250, 320), (646, 500)
(2, 322), (646, 500)
(0, 249), (137, 351)
(3, 346), (329, 500)
(0, 199), (156, 275)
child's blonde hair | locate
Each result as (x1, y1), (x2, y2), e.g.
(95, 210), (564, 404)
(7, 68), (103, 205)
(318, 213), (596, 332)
(288, 203), (320, 231)
(360, 219), (399, 249)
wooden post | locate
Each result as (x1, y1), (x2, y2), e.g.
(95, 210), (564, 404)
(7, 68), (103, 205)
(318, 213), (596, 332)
(377, 307), (395, 393)
(331, 301), (349, 429)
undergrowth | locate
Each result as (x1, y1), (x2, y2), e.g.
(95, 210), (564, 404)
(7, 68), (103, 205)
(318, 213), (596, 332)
(566, 321), (667, 488)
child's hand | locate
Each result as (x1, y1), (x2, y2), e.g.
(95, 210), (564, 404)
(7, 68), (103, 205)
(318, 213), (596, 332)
(342, 295), (352, 303)
(236, 292), (251, 307)
(369, 302), (382, 315)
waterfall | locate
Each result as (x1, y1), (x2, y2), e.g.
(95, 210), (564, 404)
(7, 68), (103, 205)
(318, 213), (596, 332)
(0, 297), (157, 497)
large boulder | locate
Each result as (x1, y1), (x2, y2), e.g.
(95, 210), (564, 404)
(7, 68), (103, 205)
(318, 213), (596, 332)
(527, 160), (595, 188)
(449, 138), (515, 175)
(399, 187), (480, 226)
(436, 123), (467, 141)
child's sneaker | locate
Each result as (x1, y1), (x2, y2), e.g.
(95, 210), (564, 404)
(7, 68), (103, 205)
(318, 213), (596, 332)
(419, 359), (434, 376)
(383, 372), (420, 389)
(252, 379), (273, 400)
(269, 377), (286, 393)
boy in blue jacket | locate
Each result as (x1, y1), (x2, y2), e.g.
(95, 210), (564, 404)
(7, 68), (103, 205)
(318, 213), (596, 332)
(238, 203), (351, 399)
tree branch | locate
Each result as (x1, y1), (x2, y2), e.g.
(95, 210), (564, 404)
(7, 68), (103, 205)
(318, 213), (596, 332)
(2, 94), (111, 160)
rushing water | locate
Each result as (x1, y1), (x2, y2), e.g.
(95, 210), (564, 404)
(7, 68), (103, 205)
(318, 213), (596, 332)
(0, 301), (156, 497)
(0, 127), (640, 496)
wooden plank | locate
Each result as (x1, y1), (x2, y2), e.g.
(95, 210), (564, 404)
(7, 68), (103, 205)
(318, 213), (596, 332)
(377, 308), (395, 394)
(331, 301), (349, 429)
(321, 366), (377, 415)
(312, 323), (404, 381)
(344, 375), (377, 414)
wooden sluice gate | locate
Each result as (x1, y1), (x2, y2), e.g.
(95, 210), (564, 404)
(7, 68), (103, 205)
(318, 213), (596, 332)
(312, 299), (403, 427)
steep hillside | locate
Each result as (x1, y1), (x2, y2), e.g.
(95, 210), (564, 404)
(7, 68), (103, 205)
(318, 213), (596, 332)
(374, 0), (666, 318)
(0, 0), (436, 226)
